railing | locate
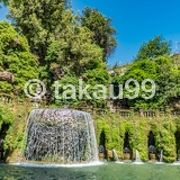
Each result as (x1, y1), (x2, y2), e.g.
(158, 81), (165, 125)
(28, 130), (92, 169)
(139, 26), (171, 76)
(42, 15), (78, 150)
(0, 94), (180, 117)
(72, 106), (179, 117)
(0, 93), (13, 103)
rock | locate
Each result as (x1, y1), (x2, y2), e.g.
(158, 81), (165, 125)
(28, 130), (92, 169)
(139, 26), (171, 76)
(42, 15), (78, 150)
(0, 71), (14, 83)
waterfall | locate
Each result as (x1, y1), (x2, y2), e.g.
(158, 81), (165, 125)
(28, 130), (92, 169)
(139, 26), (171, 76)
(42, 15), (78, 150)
(178, 150), (180, 161)
(112, 149), (119, 161)
(25, 109), (99, 164)
(134, 150), (142, 163)
(159, 150), (163, 162)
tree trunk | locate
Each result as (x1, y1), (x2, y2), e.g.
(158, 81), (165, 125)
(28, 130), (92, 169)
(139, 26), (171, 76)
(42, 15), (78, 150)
(0, 71), (14, 83)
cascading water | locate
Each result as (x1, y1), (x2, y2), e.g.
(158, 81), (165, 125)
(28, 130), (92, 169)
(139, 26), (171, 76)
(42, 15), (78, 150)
(25, 109), (99, 164)
(112, 149), (119, 161)
(178, 150), (180, 161)
(159, 150), (163, 162)
(135, 150), (141, 162)
(133, 150), (143, 164)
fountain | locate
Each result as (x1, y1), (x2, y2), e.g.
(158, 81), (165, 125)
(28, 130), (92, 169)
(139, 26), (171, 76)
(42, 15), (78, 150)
(112, 149), (119, 161)
(24, 109), (99, 165)
(155, 150), (164, 164)
(159, 150), (163, 162)
(113, 149), (125, 164)
(177, 149), (180, 162)
(133, 150), (143, 164)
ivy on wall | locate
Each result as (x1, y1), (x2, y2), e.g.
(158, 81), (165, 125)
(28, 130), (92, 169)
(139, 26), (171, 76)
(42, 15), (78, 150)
(95, 112), (180, 162)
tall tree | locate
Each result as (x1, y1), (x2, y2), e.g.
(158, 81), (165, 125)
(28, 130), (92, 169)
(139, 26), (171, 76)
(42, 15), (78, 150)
(45, 13), (108, 81)
(43, 11), (109, 106)
(8, 1), (111, 106)
(8, 0), (69, 64)
(81, 8), (116, 61)
(113, 55), (180, 109)
(136, 36), (171, 60)
(45, 12), (106, 79)
(0, 22), (39, 96)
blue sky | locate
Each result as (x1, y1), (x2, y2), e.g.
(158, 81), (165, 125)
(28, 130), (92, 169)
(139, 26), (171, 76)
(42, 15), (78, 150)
(1, 1), (180, 65)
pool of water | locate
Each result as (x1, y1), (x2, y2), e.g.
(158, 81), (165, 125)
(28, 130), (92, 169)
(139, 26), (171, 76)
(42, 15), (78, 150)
(0, 163), (180, 180)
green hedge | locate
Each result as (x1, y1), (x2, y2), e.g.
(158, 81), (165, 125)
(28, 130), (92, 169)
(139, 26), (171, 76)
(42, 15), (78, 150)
(95, 112), (180, 162)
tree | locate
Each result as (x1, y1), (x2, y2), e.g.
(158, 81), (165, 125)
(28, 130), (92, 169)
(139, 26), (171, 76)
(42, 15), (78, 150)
(8, 1), (111, 106)
(45, 13), (106, 80)
(136, 36), (171, 60)
(113, 55), (180, 109)
(81, 8), (116, 61)
(0, 22), (39, 96)
(8, 0), (69, 64)
(44, 11), (110, 107)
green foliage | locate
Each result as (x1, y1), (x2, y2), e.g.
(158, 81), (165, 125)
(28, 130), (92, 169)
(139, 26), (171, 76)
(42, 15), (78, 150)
(150, 117), (177, 162)
(113, 55), (180, 109)
(43, 11), (110, 107)
(52, 75), (80, 107)
(96, 113), (122, 153)
(1, 102), (33, 158)
(8, 2), (111, 107)
(81, 8), (117, 61)
(0, 22), (39, 96)
(95, 112), (177, 162)
(0, 104), (13, 129)
(45, 12), (105, 79)
(136, 36), (171, 60)
(9, 0), (69, 63)
(53, 68), (110, 108)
